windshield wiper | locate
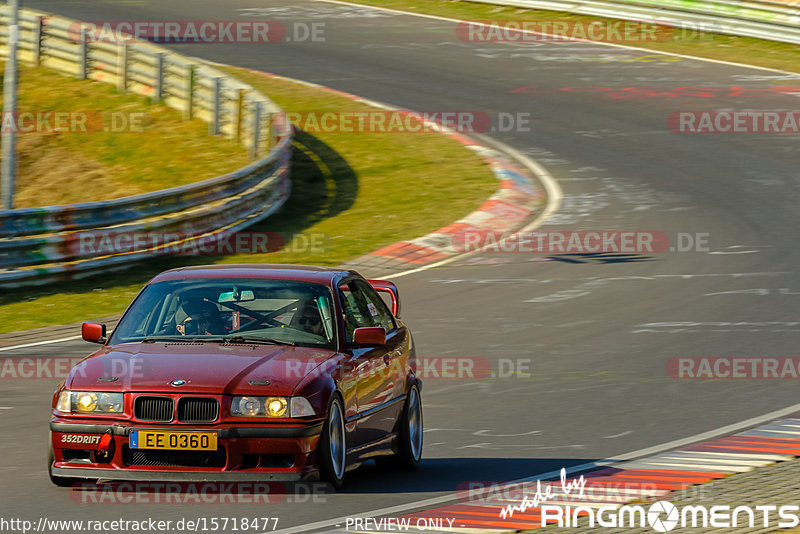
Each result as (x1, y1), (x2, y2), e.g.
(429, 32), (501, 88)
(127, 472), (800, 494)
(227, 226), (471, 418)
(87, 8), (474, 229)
(222, 335), (295, 346)
(138, 335), (294, 346)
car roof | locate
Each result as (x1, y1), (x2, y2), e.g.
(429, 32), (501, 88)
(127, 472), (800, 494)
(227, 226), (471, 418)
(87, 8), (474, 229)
(149, 264), (358, 285)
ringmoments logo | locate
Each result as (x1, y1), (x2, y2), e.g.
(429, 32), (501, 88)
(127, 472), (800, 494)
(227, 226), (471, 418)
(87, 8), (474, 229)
(648, 501), (679, 532)
(537, 502), (800, 530)
(496, 468), (800, 531)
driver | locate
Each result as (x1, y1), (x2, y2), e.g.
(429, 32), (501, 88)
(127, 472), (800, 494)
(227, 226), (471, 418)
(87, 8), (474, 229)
(176, 299), (226, 336)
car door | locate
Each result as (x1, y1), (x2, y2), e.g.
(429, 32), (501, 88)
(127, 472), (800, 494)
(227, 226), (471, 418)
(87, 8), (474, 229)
(339, 278), (405, 445)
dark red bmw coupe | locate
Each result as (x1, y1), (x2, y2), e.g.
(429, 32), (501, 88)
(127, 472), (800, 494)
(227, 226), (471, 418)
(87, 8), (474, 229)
(48, 265), (422, 488)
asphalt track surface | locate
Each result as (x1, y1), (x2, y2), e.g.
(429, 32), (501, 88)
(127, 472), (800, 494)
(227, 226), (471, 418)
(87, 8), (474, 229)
(4, 0), (800, 530)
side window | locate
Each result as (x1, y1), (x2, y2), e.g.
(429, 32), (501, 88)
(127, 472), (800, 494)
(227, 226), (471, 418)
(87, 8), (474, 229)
(340, 283), (369, 340)
(339, 280), (396, 339)
(353, 280), (396, 332)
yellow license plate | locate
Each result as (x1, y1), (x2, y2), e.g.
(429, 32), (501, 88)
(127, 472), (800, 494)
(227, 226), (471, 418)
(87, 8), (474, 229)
(130, 430), (217, 451)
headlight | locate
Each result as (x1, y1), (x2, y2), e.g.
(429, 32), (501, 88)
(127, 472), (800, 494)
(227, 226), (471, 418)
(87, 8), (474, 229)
(231, 396), (315, 418)
(76, 392), (98, 412)
(57, 391), (123, 414)
(234, 396), (265, 416)
(266, 397), (288, 417)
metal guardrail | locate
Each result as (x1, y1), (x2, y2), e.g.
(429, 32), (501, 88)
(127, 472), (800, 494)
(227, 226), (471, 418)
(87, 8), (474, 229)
(465, 0), (800, 44)
(0, 8), (294, 286)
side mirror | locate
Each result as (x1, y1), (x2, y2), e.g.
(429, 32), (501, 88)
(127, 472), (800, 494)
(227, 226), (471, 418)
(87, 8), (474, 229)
(353, 327), (386, 346)
(82, 322), (107, 344)
(368, 280), (401, 318)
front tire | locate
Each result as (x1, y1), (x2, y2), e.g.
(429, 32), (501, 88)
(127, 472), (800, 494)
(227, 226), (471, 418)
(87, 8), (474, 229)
(318, 396), (347, 489)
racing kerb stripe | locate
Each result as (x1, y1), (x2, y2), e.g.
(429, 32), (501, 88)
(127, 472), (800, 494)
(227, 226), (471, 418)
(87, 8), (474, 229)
(360, 146), (545, 269)
(318, 415), (800, 533)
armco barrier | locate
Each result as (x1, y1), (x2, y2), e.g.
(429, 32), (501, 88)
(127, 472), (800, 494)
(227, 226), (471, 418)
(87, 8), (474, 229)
(0, 8), (293, 287)
(465, 0), (800, 44)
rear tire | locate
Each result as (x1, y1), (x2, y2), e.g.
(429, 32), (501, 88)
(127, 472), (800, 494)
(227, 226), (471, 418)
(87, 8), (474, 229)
(318, 397), (347, 489)
(378, 384), (422, 471)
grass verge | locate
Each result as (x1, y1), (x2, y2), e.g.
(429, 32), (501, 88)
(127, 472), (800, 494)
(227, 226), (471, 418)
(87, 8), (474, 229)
(0, 66), (497, 333)
(340, 0), (800, 73)
(1, 65), (250, 208)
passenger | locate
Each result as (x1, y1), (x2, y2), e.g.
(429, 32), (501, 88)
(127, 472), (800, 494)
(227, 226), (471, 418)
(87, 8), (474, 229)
(297, 303), (324, 336)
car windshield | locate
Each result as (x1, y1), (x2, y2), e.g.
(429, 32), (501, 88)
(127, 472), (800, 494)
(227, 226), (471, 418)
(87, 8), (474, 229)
(109, 277), (336, 349)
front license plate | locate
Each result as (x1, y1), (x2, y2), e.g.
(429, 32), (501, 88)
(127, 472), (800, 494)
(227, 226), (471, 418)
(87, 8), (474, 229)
(129, 430), (217, 451)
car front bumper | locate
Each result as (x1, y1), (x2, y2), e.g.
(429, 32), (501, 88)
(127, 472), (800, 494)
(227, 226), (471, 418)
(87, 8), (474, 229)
(50, 419), (324, 482)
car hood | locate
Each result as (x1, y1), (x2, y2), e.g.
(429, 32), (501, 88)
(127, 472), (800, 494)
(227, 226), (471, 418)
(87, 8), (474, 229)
(65, 342), (338, 395)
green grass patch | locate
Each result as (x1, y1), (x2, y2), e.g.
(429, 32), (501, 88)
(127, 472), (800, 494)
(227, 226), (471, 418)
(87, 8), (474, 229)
(215, 66), (496, 263)
(0, 66), (496, 333)
(1, 65), (250, 208)
(341, 0), (800, 73)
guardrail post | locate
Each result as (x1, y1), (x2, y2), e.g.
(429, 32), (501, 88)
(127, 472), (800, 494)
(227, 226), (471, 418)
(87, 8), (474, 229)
(250, 101), (262, 160)
(79, 29), (89, 80)
(33, 16), (43, 66)
(210, 77), (222, 135)
(183, 65), (194, 120)
(235, 89), (244, 143)
(267, 112), (277, 149)
(155, 53), (164, 103)
(116, 43), (128, 92)
(1, 0), (19, 210)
